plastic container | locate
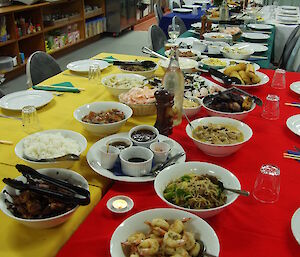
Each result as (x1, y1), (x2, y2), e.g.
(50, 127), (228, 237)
(0, 56), (13, 72)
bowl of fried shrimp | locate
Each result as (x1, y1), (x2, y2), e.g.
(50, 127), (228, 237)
(110, 208), (220, 257)
(154, 162), (241, 218)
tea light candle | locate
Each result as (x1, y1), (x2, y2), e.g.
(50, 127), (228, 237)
(107, 195), (134, 214)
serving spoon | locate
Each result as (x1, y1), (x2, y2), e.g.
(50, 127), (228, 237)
(198, 239), (218, 257)
(23, 153), (80, 162)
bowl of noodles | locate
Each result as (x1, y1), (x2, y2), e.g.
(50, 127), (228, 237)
(185, 116), (253, 157)
(154, 162), (241, 218)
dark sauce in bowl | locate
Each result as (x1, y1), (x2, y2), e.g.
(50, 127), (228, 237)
(109, 141), (130, 150)
(131, 129), (157, 142)
(128, 157), (147, 163)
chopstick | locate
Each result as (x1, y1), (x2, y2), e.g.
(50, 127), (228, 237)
(285, 103), (300, 108)
(283, 153), (300, 160)
(0, 140), (13, 145)
(0, 114), (22, 121)
(35, 85), (85, 91)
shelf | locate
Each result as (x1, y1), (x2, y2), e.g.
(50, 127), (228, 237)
(47, 39), (85, 54)
(0, 39), (16, 47)
(17, 31), (43, 41)
(0, 3), (49, 15)
(3, 63), (26, 75)
(84, 10), (104, 19)
(43, 17), (83, 32)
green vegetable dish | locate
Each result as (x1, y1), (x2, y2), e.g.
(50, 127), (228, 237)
(163, 174), (227, 209)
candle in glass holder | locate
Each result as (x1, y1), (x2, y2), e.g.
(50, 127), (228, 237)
(112, 199), (128, 210)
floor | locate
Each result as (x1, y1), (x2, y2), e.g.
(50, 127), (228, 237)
(1, 30), (154, 95)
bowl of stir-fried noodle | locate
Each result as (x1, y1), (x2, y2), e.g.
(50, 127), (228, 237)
(110, 208), (220, 257)
(185, 116), (253, 157)
(154, 162), (241, 218)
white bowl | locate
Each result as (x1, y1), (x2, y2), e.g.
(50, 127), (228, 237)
(158, 58), (198, 73)
(221, 46), (254, 60)
(101, 73), (147, 97)
(203, 32), (232, 43)
(186, 117), (253, 157)
(0, 168), (89, 229)
(118, 64), (158, 78)
(154, 162), (241, 218)
(201, 96), (256, 121)
(165, 48), (202, 60)
(110, 208), (220, 257)
(183, 97), (202, 117)
(73, 101), (133, 136)
(15, 129), (87, 169)
(129, 125), (159, 148)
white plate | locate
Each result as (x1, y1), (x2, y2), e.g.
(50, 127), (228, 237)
(276, 19), (300, 25)
(174, 37), (198, 46)
(292, 208), (300, 244)
(191, 22), (218, 29)
(203, 32), (232, 42)
(194, 0), (210, 4)
(281, 6), (299, 11)
(165, 48), (202, 60)
(247, 23), (273, 30)
(158, 58), (198, 72)
(211, 70), (269, 88)
(0, 90), (53, 111)
(278, 9), (299, 15)
(86, 132), (186, 182)
(233, 42), (268, 53)
(290, 81), (300, 95)
(67, 59), (110, 73)
(173, 8), (192, 13)
(182, 4), (201, 9)
(242, 32), (270, 40)
(110, 208), (220, 257)
(286, 114), (300, 137)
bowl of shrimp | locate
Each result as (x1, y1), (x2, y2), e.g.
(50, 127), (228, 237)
(110, 208), (220, 257)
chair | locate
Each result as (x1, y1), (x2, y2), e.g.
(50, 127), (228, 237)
(148, 25), (167, 52)
(278, 25), (300, 70)
(286, 36), (300, 72)
(172, 16), (187, 35)
(172, 1), (180, 9)
(26, 51), (62, 88)
(0, 89), (4, 99)
(154, 3), (163, 24)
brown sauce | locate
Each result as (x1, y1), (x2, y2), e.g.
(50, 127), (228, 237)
(128, 157), (147, 163)
(131, 129), (156, 142)
(109, 141), (130, 150)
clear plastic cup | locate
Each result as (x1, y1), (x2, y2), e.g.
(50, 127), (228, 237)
(88, 64), (101, 84)
(253, 164), (280, 203)
(261, 94), (280, 120)
(271, 69), (286, 89)
(22, 106), (40, 134)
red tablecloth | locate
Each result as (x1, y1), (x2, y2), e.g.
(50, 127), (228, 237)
(58, 69), (300, 257)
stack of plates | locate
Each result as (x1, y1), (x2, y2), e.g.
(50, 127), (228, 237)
(277, 6), (299, 25)
(172, 8), (192, 13)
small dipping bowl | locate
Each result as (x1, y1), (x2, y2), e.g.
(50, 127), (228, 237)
(99, 145), (120, 169)
(150, 142), (170, 163)
(129, 125), (159, 148)
(208, 45), (220, 54)
(106, 195), (134, 214)
(119, 146), (154, 177)
(105, 137), (133, 151)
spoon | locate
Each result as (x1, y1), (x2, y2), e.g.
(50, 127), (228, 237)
(183, 110), (195, 131)
(206, 175), (250, 197)
(23, 153), (80, 162)
(198, 240), (218, 257)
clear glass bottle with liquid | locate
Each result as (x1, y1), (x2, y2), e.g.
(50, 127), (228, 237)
(219, 0), (229, 21)
(162, 47), (184, 127)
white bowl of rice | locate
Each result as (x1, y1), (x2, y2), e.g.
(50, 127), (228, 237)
(15, 129), (87, 169)
(154, 161), (241, 218)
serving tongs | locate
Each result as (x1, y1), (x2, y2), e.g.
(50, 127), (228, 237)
(209, 68), (242, 85)
(113, 60), (157, 69)
(3, 164), (90, 206)
(142, 46), (168, 61)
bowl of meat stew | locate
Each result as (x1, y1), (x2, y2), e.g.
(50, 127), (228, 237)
(74, 102), (133, 136)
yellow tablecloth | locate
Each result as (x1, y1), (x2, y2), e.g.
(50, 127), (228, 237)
(0, 53), (164, 257)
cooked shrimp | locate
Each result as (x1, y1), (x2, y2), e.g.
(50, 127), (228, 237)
(145, 218), (169, 236)
(169, 219), (184, 234)
(174, 247), (189, 257)
(127, 232), (146, 244)
(161, 243), (176, 255)
(163, 231), (185, 248)
(130, 254), (140, 257)
(189, 242), (201, 257)
(137, 238), (160, 256)
(183, 232), (196, 251)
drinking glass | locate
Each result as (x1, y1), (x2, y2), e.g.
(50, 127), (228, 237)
(22, 106), (40, 134)
(261, 94), (280, 120)
(88, 64), (101, 84)
(253, 164), (280, 203)
(168, 24), (180, 43)
(271, 69), (286, 89)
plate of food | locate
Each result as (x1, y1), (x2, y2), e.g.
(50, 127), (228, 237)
(233, 42), (268, 53)
(221, 59), (260, 70)
(165, 48), (202, 60)
(118, 62), (158, 78)
(211, 63), (269, 87)
(154, 162), (241, 218)
(86, 132), (186, 182)
(67, 59), (110, 73)
(291, 208), (300, 244)
(200, 57), (229, 69)
(247, 23), (273, 30)
(203, 32), (232, 42)
(110, 208), (220, 257)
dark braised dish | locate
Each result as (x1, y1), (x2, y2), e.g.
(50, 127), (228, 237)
(131, 129), (157, 142)
(204, 91), (253, 113)
(82, 109), (125, 124)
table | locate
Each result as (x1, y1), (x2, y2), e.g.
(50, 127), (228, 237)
(157, 28), (275, 69)
(159, 7), (207, 36)
(57, 54), (300, 257)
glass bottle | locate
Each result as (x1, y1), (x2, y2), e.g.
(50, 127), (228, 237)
(162, 48), (184, 127)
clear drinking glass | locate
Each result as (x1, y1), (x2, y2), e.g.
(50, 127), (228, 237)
(253, 164), (280, 203)
(88, 64), (101, 84)
(168, 24), (180, 43)
(271, 69), (286, 89)
(261, 94), (280, 120)
(22, 106), (40, 134)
